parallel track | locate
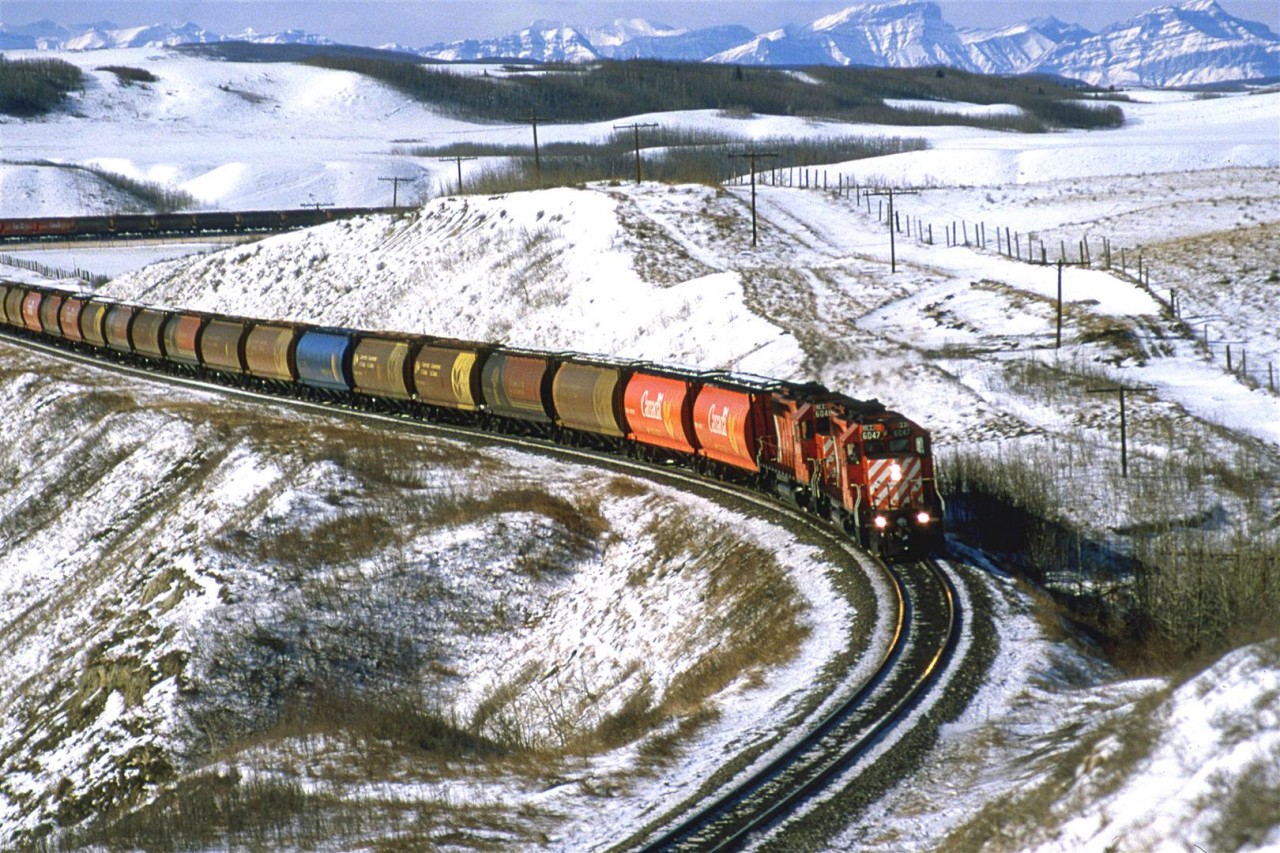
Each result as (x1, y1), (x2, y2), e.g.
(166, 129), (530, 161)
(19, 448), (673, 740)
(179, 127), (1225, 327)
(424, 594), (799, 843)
(0, 323), (959, 849)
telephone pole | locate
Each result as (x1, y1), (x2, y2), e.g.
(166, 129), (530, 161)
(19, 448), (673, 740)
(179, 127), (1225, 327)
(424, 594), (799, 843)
(378, 175), (415, 207)
(728, 149), (778, 247)
(614, 121), (659, 185)
(1054, 259), (1088, 349)
(868, 187), (919, 273)
(436, 156), (476, 195)
(519, 108), (544, 188)
(1086, 384), (1156, 478)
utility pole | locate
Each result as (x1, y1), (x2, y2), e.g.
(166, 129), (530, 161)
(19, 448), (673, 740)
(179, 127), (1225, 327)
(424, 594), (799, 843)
(728, 149), (778, 247)
(1054, 259), (1088, 349)
(378, 175), (415, 207)
(868, 187), (919, 273)
(519, 108), (543, 188)
(1087, 384), (1155, 478)
(614, 121), (659, 185)
(436, 156), (475, 195)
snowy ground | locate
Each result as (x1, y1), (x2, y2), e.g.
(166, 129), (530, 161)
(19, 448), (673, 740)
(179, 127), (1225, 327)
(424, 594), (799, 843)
(2, 46), (1280, 850)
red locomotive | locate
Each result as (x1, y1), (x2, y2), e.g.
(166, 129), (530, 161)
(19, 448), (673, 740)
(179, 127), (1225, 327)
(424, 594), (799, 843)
(0, 280), (944, 559)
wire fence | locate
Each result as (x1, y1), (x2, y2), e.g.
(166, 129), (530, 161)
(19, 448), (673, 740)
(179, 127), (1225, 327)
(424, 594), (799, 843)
(727, 166), (1278, 395)
(0, 253), (108, 287)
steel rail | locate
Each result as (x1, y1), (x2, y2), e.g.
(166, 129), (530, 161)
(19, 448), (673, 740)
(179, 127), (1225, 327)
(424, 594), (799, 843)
(628, 557), (955, 851)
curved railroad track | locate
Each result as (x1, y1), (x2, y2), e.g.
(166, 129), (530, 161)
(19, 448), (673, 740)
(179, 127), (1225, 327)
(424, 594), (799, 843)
(624, 557), (956, 851)
(0, 323), (963, 849)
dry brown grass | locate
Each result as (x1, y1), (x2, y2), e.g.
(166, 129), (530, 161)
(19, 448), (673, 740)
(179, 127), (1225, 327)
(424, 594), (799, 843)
(939, 690), (1168, 851)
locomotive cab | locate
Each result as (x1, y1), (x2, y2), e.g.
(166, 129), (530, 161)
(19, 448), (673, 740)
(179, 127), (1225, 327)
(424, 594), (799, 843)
(846, 414), (943, 558)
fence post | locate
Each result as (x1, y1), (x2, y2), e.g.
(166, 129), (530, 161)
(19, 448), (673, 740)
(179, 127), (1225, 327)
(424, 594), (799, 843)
(928, 223), (933, 245)
(1227, 345), (1233, 372)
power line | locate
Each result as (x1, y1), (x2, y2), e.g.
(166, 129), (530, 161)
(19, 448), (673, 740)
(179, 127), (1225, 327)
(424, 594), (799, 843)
(1053, 259), (1089, 349)
(378, 175), (416, 208)
(1086, 384), (1156, 478)
(614, 121), (659, 185)
(518, 109), (544, 188)
(867, 187), (920, 273)
(728, 150), (778, 247)
(435, 157), (475, 196)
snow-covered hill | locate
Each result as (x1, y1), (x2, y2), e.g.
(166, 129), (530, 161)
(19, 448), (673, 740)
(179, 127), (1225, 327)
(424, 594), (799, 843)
(1, 45), (1279, 851)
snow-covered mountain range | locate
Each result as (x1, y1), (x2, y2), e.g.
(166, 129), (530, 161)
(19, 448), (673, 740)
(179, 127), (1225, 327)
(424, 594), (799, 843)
(3, 0), (1278, 87)
(0, 20), (333, 52)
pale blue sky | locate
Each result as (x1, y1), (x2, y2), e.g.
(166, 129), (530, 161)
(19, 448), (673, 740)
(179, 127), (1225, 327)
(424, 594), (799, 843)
(4, 1), (1277, 46)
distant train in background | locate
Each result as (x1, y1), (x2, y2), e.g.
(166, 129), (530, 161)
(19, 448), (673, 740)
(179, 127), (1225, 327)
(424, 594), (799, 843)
(0, 279), (944, 559)
(0, 207), (394, 243)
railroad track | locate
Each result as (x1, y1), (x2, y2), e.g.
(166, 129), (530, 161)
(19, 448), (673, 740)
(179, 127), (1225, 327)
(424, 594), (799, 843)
(0, 324), (961, 848)
(624, 556), (956, 851)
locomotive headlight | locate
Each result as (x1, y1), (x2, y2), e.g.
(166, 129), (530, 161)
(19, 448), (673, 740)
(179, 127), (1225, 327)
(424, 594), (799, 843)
(874, 515), (888, 529)
(889, 462), (903, 482)
(916, 511), (931, 525)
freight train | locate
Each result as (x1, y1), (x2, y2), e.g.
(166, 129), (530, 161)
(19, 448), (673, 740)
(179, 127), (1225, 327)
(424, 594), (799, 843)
(0, 208), (394, 243)
(0, 279), (944, 559)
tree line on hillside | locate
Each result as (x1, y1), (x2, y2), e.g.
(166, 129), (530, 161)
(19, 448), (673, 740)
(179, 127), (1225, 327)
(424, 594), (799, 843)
(407, 129), (929, 194)
(301, 56), (1126, 133)
(0, 56), (84, 116)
